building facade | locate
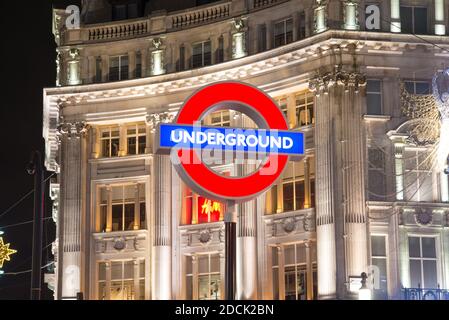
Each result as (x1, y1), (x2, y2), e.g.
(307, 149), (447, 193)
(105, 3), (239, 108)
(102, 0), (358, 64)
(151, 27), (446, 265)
(43, 0), (449, 300)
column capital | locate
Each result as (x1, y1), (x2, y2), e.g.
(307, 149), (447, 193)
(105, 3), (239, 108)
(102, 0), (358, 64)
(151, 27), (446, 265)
(309, 67), (366, 94)
(146, 112), (175, 131)
(57, 121), (88, 141)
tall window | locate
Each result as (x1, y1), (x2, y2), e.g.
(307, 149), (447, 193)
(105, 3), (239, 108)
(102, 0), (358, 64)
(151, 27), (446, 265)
(404, 149), (433, 202)
(98, 184), (146, 233)
(282, 161), (315, 212)
(135, 52), (142, 78)
(272, 243), (317, 300)
(368, 147), (386, 201)
(400, 6), (428, 34)
(366, 79), (383, 115)
(109, 55), (129, 81)
(295, 91), (314, 126)
(192, 41), (212, 68)
(112, 2), (140, 21)
(277, 97), (288, 119)
(217, 36), (224, 63)
(298, 11), (306, 39)
(274, 18), (293, 48)
(371, 235), (388, 299)
(179, 45), (185, 71)
(127, 124), (146, 155)
(404, 80), (431, 95)
(408, 236), (438, 288)
(210, 111), (231, 127)
(258, 24), (267, 52)
(98, 260), (145, 300)
(186, 254), (221, 300)
(101, 127), (120, 158)
(95, 57), (102, 83)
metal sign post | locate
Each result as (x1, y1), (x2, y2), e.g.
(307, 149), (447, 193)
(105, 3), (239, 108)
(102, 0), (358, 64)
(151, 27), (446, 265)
(224, 201), (236, 300)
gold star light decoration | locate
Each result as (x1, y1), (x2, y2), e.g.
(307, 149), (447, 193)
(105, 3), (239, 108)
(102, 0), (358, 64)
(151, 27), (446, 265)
(0, 236), (17, 268)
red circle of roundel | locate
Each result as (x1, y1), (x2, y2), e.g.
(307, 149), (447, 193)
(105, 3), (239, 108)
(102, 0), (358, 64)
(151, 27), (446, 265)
(175, 82), (288, 201)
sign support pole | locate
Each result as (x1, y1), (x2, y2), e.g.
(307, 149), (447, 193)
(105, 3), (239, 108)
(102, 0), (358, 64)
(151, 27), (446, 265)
(224, 201), (236, 300)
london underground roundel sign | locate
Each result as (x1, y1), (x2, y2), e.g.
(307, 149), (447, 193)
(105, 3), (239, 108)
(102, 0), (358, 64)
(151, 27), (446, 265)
(155, 81), (305, 203)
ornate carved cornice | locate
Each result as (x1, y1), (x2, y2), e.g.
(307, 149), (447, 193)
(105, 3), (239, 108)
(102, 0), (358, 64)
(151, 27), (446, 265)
(309, 66), (366, 94)
(57, 121), (89, 141)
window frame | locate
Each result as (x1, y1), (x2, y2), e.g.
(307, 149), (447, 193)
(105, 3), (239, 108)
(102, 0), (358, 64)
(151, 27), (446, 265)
(126, 123), (146, 155)
(366, 79), (383, 115)
(295, 91), (315, 127)
(273, 17), (293, 48)
(400, 5), (429, 35)
(109, 55), (129, 81)
(407, 234), (440, 289)
(370, 233), (389, 299)
(100, 126), (120, 158)
(192, 40), (212, 69)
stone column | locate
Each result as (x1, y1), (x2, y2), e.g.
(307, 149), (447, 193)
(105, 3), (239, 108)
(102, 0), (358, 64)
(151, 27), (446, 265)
(435, 0), (446, 35)
(147, 112), (174, 300)
(314, 0), (328, 34)
(57, 121), (88, 299)
(342, 0), (359, 30)
(305, 241), (314, 300)
(66, 48), (82, 86)
(390, 0), (401, 32)
(310, 66), (368, 299)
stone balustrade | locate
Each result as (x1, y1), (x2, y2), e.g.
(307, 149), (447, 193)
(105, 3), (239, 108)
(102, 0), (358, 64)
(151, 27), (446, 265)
(87, 19), (149, 41)
(169, 1), (231, 29)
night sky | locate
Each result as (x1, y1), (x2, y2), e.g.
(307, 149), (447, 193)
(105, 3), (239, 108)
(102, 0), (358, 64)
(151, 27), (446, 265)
(0, 0), (79, 300)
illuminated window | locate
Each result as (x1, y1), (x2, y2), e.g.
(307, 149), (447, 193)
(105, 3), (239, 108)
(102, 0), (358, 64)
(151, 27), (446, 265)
(109, 55), (129, 81)
(400, 6), (428, 35)
(272, 243), (317, 300)
(295, 92), (314, 126)
(408, 236), (439, 288)
(101, 127), (120, 158)
(366, 80), (383, 115)
(281, 161), (315, 212)
(98, 184), (146, 233)
(192, 41), (212, 68)
(186, 254), (221, 300)
(127, 124), (146, 155)
(274, 18), (293, 48)
(370, 235), (388, 299)
(183, 184), (224, 225)
(98, 260), (145, 300)
(404, 149), (433, 202)
(210, 111), (231, 127)
(276, 97), (288, 119)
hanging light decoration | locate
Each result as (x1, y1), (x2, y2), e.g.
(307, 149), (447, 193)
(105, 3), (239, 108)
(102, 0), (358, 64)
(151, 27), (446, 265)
(0, 235), (17, 269)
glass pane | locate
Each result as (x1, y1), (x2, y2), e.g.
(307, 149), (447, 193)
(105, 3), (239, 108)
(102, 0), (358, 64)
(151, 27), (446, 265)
(112, 204), (123, 231)
(139, 260), (145, 278)
(421, 237), (436, 258)
(210, 255), (220, 273)
(198, 275), (210, 300)
(404, 81), (415, 94)
(210, 274), (221, 300)
(99, 282), (106, 300)
(139, 279), (145, 300)
(124, 203), (134, 231)
(423, 260), (438, 288)
(128, 3), (138, 19)
(367, 80), (381, 93)
(111, 138), (120, 157)
(102, 140), (110, 157)
(140, 202), (146, 229)
(100, 205), (107, 232)
(98, 262), (106, 281)
(400, 7), (413, 34)
(372, 258), (388, 291)
(128, 137), (137, 155)
(186, 276), (193, 299)
(371, 235), (386, 257)
(414, 8), (428, 34)
(283, 183), (294, 212)
(284, 245), (295, 266)
(185, 256), (193, 275)
(112, 5), (127, 21)
(272, 268), (279, 299)
(272, 247), (278, 267)
(138, 136), (146, 154)
(198, 255), (209, 274)
(284, 266), (297, 300)
(111, 262), (122, 280)
(123, 261), (134, 280)
(295, 181), (305, 210)
(367, 93), (382, 115)
(295, 244), (306, 264)
(409, 237), (421, 258)
(409, 260), (422, 288)
(415, 82), (430, 94)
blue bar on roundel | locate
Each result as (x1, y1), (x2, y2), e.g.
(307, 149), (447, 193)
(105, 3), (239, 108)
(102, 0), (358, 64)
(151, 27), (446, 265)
(157, 123), (304, 156)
